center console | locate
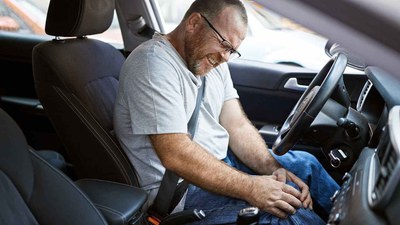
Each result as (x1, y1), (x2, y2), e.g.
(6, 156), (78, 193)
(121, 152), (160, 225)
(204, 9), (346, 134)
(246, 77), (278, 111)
(328, 106), (400, 225)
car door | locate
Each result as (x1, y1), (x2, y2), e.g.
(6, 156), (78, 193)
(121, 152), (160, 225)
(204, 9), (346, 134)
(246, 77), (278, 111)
(229, 59), (317, 145)
(0, 31), (57, 150)
(0, 0), (50, 132)
(229, 59), (367, 145)
(0, 0), (125, 156)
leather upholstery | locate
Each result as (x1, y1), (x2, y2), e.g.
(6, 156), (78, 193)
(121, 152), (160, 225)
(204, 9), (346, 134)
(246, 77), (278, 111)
(31, 0), (193, 223)
(45, 0), (114, 36)
(0, 108), (108, 225)
(76, 179), (148, 225)
(32, 0), (139, 186)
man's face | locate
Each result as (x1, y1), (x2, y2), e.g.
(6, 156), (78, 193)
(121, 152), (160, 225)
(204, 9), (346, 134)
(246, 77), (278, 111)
(184, 7), (247, 75)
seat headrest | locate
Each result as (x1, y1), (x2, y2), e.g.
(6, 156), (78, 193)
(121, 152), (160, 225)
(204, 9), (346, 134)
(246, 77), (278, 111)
(45, 0), (115, 37)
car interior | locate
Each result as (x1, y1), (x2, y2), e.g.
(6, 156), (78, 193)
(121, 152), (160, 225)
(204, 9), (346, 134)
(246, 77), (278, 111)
(32, 0), (140, 187)
(0, 107), (109, 225)
(1, 0), (400, 224)
(2, 0), (206, 224)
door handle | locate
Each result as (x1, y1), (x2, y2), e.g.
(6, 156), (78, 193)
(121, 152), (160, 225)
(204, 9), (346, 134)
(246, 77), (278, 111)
(284, 78), (308, 91)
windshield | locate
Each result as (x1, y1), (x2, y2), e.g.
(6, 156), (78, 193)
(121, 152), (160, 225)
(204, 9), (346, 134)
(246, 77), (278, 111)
(157, 0), (287, 32)
(246, 1), (283, 30)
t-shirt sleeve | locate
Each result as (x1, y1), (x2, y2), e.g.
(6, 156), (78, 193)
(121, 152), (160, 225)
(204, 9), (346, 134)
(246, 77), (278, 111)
(221, 63), (239, 101)
(121, 53), (187, 135)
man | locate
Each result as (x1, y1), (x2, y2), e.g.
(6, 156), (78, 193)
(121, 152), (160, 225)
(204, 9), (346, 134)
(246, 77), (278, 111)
(114, 0), (339, 224)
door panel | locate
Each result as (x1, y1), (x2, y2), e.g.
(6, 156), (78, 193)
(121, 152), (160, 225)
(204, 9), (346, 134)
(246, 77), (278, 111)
(229, 59), (367, 132)
(229, 59), (316, 127)
(0, 32), (63, 152)
(0, 32), (49, 98)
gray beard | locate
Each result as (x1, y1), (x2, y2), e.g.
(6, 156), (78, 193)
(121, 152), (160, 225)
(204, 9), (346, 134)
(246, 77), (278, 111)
(184, 35), (204, 75)
(191, 61), (202, 75)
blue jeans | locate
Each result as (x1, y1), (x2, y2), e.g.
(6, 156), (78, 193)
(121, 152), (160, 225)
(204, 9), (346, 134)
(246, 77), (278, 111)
(183, 150), (340, 225)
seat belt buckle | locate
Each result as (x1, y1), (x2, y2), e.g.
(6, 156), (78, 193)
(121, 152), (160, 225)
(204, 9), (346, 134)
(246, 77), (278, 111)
(146, 207), (164, 225)
(147, 215), (161, 225)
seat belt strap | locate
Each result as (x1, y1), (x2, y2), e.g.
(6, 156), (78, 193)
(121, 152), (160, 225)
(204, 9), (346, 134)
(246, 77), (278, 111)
(149, 76), (206, 218)
(187, 76), (206, 139)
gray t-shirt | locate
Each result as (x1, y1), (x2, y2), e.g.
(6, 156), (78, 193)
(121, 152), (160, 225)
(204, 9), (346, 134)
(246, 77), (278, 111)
(114, 33), (239, 209)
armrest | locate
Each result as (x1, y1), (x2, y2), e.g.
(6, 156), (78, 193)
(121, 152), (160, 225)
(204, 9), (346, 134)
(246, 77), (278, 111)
(75, 179), (148, 225)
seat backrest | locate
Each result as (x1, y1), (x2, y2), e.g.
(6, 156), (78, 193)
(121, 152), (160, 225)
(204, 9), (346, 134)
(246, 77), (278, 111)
(32, 0), (139, 186)
(0, 107), (108, 225)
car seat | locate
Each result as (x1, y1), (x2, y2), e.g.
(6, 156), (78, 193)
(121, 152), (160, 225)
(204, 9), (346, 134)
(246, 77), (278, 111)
(0, 107), (109, 225)
(32, 0), (139, 186)
(31, 0), (204, 224)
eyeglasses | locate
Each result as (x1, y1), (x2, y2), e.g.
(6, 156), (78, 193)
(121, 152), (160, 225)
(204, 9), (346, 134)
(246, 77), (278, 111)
(200, 14), (241, 60)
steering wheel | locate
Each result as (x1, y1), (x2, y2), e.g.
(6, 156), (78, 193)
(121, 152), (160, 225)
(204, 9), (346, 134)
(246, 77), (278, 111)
(272, 53), (348, 155)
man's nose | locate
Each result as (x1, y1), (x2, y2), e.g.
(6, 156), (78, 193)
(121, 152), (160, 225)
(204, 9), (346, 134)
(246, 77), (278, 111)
(220, 50), (230, 62)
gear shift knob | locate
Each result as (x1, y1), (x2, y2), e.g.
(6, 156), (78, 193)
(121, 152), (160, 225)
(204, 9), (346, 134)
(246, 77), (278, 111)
(237, 207), (260, 225)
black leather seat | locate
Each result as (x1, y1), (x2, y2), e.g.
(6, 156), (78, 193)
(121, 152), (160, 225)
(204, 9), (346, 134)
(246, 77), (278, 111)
(0, 107), (149, 225)
(32, 0), (139, 186)
(0, 107), (108, 225)
(31, 0), (204, 223)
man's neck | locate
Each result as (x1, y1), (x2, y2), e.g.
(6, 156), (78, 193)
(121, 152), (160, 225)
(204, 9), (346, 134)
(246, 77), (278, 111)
(165, 27), (186, 61)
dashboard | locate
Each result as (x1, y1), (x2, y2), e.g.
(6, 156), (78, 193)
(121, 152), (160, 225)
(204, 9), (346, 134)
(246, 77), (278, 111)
(327, 68), (400, 225)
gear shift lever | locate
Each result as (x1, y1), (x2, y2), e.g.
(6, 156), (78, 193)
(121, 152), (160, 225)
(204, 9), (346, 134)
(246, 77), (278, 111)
(237, 207), (260, 225)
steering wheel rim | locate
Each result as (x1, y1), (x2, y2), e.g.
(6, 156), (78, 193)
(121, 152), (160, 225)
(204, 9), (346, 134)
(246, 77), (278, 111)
(272, 53), (348, 155)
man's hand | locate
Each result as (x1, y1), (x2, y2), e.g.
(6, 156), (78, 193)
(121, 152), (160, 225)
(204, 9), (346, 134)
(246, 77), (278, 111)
(248, 175), (304, 219)
(272, 168), (313, 210)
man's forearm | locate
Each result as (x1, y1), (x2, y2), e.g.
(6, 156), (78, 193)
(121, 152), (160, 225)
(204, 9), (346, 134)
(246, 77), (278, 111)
(228, 117), (281, 175)
(219, 99), (280, 175)
(150, 133), (256, 202)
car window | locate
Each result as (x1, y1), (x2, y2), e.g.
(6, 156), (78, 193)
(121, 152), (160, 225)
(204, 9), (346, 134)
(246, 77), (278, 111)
(0, 0), (123, 45)
(154, 0), (330, 71)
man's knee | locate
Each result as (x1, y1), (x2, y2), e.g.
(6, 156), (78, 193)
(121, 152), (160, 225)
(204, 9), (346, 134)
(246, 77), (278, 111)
(290, 150), (321, 169)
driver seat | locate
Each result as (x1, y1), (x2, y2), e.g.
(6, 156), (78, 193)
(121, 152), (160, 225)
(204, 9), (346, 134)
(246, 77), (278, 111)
(32, 0), (139, 186)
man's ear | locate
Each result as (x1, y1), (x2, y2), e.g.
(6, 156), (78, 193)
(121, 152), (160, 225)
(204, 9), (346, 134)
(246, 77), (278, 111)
(185, 12), (202, 33)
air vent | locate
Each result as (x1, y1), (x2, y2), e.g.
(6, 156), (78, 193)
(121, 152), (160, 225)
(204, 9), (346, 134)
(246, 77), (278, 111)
(372, 144), (398, 201)
(357, 80), (373, 111)
(371, 130), (389, 202)
(370, 106), (400, 208)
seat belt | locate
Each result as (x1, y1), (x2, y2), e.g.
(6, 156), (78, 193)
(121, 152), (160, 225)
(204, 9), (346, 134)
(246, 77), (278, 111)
(148, 76), (206, 220)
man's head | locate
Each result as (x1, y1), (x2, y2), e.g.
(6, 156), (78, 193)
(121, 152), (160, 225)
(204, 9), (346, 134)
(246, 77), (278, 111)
(169, 0), (248, 75)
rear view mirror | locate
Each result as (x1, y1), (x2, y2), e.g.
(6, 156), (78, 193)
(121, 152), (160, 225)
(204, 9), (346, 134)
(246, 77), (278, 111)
(325, 40), (366, 70)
